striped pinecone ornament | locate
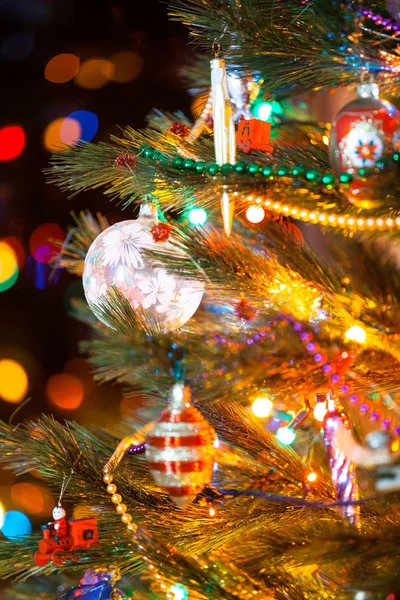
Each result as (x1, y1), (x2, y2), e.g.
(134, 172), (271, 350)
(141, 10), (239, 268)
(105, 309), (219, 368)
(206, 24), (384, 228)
(146, 383), (216, 508)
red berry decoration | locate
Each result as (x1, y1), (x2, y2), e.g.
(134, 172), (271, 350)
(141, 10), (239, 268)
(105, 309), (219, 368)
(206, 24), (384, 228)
(234, 299), (257, 321)
(151, 222), (172, 243)
(169, 121), (191, 138)
(114, 152), (137, 169)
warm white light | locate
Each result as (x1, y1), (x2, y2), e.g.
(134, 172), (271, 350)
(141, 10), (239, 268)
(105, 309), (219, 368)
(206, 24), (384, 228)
(252, 396), (273, 418)
(313, 402), (327, 422)
(0, 503), (4, 529)
(344, 325), (366, 344)
(307, 472), (317, 482)
(246, 205), (265, 224)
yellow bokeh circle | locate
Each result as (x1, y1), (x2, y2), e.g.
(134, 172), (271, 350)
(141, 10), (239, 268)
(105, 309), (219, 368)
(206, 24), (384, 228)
(0, 359), (28, 403)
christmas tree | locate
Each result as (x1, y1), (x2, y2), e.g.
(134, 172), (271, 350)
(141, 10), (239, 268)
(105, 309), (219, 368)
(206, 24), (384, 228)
(3, 1), (400, 598)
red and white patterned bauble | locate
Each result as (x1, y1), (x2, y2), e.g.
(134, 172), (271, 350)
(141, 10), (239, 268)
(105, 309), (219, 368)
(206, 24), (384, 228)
(82, 204), (204, 332)
(329, 83), (400, 208)
(146, 383), (216, 508)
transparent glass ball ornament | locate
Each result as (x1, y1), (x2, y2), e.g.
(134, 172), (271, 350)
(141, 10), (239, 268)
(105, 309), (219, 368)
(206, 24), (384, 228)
(82, 203), (204, 332)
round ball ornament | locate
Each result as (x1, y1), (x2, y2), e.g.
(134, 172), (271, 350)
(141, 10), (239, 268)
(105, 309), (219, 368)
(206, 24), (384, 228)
(146, 383), (216, 508)
(329, 83), (400, 208)
(82, 203), (204, 332)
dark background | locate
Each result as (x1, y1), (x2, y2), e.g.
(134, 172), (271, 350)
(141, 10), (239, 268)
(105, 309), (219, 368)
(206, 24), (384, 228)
(0, 0), (191, 525)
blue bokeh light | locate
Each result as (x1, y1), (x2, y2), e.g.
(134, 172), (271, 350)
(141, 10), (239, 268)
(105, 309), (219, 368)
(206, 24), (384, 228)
(1, 511), (31, 538)
(67, 110), (98, 143)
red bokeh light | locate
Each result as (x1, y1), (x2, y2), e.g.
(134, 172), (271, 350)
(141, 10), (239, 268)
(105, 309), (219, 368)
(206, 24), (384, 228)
(46, 373), (84, 409)
(0, 126), (26, 161)
(29, 223), (65, 264)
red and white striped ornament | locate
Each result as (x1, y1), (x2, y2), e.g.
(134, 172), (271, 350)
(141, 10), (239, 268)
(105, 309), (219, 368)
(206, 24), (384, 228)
(146, 383), (216, 508)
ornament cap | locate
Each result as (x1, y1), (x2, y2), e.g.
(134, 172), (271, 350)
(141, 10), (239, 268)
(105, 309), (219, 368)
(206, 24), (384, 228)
(170, 382), (191, 409)
(357, 82), (379, 99)
(139, 199), (158, 219)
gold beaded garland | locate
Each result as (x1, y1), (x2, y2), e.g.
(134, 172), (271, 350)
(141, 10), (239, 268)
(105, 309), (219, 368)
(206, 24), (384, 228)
(121, 513), (132, 524)
(127, 522), (138, 532)
(103, 473), (113, 483)
(107, 483), (117, 494)
(111, 493), (122, 505)
(116, 503), (127, 514)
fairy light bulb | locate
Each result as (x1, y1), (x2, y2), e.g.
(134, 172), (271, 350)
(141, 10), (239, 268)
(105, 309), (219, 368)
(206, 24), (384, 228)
(313, 401), (327, 422)
(276, 426), (296, 445)
(307, 472), (317, 482)
(251, 99), (273, 121)
(246, 205), (265, 224)
(188, 207), (208, 226)
(252, 396), (273, 418)
(344, 325), (366, 344)
(168, 583), (189, 600)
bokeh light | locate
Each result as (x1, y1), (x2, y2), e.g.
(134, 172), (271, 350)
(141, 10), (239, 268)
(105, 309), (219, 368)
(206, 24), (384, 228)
(46, 373), (84, 409)
(0, 359), (28, 403)
(344, 325), (366, 344)
(0, 126), (26, 161)
(246, 205), (265, 224)
(11, 483), (53, 516)
(26, 255), (61, 290)
(307, 472), (317, 482)
(0, 33), (35, 62)
(313, 401), (327, 422)
(0, 240), (18, 292)
(66, 110), (98, 143)
(2, 236), (25, 269)
(1, 510), (31, 538)
(168, 584), (189, 600)
(0, 504), (4, 529)
(29, 222), (65, 264)
(43, 117), (81, 151)
(44, 53), (80, 83)
(109, 51), (143, 83)
(188, 207), (208, 226)
(74, 57), (114, 89)
(251, 396), (273, 418)
(251, 100), (273, 121)
(276, 426), (296, 445)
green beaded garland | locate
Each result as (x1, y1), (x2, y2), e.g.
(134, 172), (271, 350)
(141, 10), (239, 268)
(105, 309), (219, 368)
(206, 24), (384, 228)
(322, 173), (335, 185)
(142, 147), (154, 159)
(207, 163), (220, 175)
(183, 158), (195, 169)
(195, 161), (207, 174)
(339, 173), (353, 183)
(235, 161), (247, 173)
(247, 163), (261, 175)
(262, 165), (274, 177)
(172, 156), (184, 168)
(291, 166), (304, 177)
(305, 169), (318, 181)
(277, 167), (288, 176)
(221, 163), (234, 175)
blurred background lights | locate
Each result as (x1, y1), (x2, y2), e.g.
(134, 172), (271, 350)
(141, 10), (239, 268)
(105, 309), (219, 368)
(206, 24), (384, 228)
(307, 472), (317, 482)
(0, 240), (19, 292)
(11, 483), (53, 516)
(2, 236), (25, 269)
(0, 359), (28, 403)
(66, 110), (98, 143)
(46, 373), (84, 409)
(188, 207), (208, 226)
(251, 99), (273, 121)
(344, 325), (366, 344)
(0, 504), (3, 529)
(251, 396), (273, 418)
(313, 401), (327, 422)
(43, 117), (81, 151)
(0, 33), (35, 62)
(246, 205), (265, 224)
(44, 53), (80, 83)
(74, 57), (114, 89)
(168, 584), (189, 600)
(109, 51), (144, 83)
(276, 426), (296, 445)
(0, 126), (26, 161)
(1, 510), (31, 538)
(29, 222), (65, 264)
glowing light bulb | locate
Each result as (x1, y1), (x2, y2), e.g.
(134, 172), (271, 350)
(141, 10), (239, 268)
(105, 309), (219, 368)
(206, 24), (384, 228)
(276, 426), (296, 445)
(307, 472), (317, 482)
(252, 396), (273, 418)
(188, 207), (208, 226)
(344, 325), (366, 344)
(246, 205), (265, 224)
(313, 402), (327, 422)
(252, 100), (273, 121)
(168, 584), (189, 600)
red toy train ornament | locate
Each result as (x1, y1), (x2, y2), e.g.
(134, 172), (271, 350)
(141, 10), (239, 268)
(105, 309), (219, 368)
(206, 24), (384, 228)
(34, 517), (99, 566)
(236, 119), (272, 153)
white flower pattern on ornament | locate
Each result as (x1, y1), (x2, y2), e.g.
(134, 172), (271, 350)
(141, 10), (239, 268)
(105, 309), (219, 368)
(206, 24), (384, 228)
(137, 269), (176, 309)
(102, 222), (152, 269)
(85, 277), (108, 304)
(156, 285), (202, 322)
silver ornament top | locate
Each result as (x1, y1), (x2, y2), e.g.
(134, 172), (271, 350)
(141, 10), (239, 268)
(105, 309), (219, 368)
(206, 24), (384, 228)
(357, 82), (379, 99)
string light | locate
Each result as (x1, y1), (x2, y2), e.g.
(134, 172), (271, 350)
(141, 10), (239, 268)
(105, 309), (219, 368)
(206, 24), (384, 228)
(344, 325), (367, 344)
(313, 401), (327, 422)
(168, 584), (189, 600)
(252, 396), (273, 418)
(307, 472), (317, 483)
(188, 207), (208, 226)
(251, 99), (273, 121)
(276, 426), (296, 445)
(246, 205), (265, 224)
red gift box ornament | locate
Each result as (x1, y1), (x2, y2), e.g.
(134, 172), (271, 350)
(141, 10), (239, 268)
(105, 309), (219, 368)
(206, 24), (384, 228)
(329, 83), (400, 209)
(146, 383), (216, 508)
(236, 119), (272, 154)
